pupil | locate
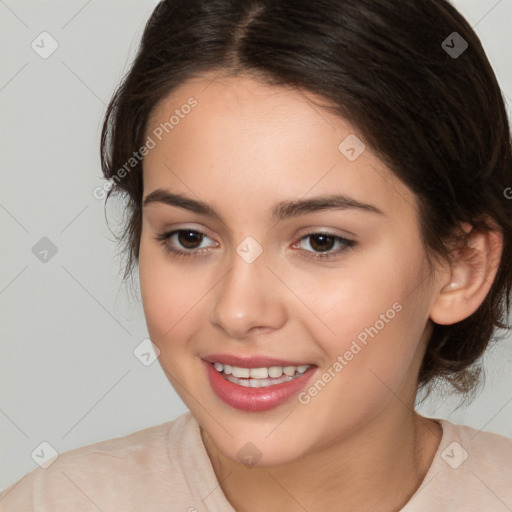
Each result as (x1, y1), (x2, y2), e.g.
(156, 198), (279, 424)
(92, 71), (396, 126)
(310, 234), (334, 252)
(179, 231), (203, 249)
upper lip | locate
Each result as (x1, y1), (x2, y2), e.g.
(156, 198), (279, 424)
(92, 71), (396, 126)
(202, 354), (314, 368)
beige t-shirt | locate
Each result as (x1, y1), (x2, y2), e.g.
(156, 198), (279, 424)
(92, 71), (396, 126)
(1, 412), (511, 511)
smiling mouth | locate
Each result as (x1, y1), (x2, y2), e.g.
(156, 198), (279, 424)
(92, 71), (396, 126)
(212, 362), (311, 388)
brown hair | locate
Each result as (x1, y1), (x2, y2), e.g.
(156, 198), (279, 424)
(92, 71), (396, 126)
(100, 0), (512, 397)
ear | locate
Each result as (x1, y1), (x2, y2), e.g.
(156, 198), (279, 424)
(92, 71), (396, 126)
(429, 224), (503, 325)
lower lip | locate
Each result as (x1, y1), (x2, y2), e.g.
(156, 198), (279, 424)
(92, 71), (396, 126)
(204, 361), (316, 412)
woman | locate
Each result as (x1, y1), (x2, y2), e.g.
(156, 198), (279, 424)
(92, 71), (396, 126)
(2, 0), (511, 510)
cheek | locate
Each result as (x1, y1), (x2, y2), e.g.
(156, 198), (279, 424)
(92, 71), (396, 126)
(284, 247), (430, 381)
(138, 238), (206, 350)
(291, 280), (429, 439)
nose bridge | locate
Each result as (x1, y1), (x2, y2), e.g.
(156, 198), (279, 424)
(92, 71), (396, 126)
(210, 247), (286, 338)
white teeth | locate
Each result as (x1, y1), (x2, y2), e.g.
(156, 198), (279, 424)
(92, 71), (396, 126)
(268, 366), (283, 378)
(226, 374), (292, 388)
(283, 366), (296, 376)
(212, 362), (312, 386)
(249, 367), (268, 379)
(231, 366), (250, 378)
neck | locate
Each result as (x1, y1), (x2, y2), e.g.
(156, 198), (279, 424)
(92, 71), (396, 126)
(201, 405), (442, 512)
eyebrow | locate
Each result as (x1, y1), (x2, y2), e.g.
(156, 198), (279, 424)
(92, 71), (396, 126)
(142, 189), (384, 221)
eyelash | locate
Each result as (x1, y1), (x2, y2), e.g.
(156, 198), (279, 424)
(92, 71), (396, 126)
(154, 229), (356, 261)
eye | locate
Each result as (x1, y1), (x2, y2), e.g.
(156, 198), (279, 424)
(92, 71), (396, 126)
(292, 232), (356, 260)
(155, 229), (355, 261)
(155, 229), (218, 258)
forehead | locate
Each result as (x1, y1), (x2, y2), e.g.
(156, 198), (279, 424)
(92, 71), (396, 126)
(142, 73), (417, 218)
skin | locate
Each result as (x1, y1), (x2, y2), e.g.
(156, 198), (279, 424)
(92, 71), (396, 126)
(138, 72), (502, 511)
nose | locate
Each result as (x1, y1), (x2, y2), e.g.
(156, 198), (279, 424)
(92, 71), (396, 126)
(209, 253), (287, 340)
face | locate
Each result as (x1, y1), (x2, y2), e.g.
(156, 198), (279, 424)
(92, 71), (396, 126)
(139, 73), (437, 466)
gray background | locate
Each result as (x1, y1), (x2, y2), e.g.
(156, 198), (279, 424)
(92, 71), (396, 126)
(1, 0), (511, 491)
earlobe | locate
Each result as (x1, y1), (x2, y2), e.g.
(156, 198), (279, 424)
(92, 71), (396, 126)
(430, 227), (503, 326)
